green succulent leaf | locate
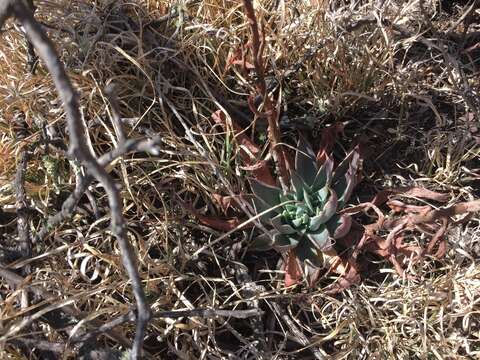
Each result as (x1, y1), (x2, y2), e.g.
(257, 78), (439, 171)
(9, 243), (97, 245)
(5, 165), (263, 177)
(248, 135), (357, 283)
(326, 214), (352, 239)
(270, 215), (296, 234)
(250, 231), (275, 250)
(295, 135), (318, 185)
(309, 215), (325, 232)
(272, 233), (300, 251)
(290, 170), (306, 200)
(295, 240), (323, 268)
(316, 186), (329, 205)
(303, 188), (314, 213)
(332, 147), (361, 207)
(250, 178), (282, 210)
(312, 155), (333, 191)
(309, 189), (338, 231)
(252, 198), (276, 221)
(292, 217), (303, 228)
(295, 205), (310, 221)
(332, 147), (360, 184)
(306, 226), (331, 250)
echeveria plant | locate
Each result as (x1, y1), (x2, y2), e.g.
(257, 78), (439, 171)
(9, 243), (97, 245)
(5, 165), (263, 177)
(249, 136), (361, 281)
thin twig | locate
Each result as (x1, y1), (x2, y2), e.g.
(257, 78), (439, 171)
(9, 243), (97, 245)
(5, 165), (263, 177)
(11, 338), (66, 354)
(0, 2), (152, 358)
(270, 301), (327, 360)
(105, 83), (127, 143)
(71, 308), (263, 345)
(0, 263), (132, 349)
(34, 137), (161, 243)
(14, 149), (32, 310)
(15, 150), (31, 258)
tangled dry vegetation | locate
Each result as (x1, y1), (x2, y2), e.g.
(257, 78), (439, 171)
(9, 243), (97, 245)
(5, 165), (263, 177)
(0, 0), (479, 359)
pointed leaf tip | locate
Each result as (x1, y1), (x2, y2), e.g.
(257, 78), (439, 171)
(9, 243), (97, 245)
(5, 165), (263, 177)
(251, 232), (275, 251)
(273, 233), (300, 251)
(284, 251), (303, 287)
(249, 178), (282, 209)
(312, 155), (333, 191)
(332, 147), (362, 207)
(306, 226), (332, 250)
(326, 214), (352, 239)
(295, 135), (318, 185)
(309, 190), (338, 231)
(295, 240), (323, 268)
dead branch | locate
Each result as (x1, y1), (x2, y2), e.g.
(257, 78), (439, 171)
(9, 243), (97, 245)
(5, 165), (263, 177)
(0, 1), (152, 358)
(14, 151), (31, 258)
(339, 192), (480, 282)
(270, 301), (327, 360)
(105, 83), (127, 143)
(408, 199), (480, 225)
(34, 137), (161, 243)
(11, 338), (66, 354)
(241, 0), (289, 192)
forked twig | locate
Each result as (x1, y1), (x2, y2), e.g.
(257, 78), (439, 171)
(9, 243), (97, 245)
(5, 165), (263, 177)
(33, 137), (161, 243)
(0, 1), (151, 358)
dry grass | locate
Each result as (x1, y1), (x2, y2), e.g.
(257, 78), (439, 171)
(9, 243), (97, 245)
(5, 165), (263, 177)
(0, 0), (479, 359)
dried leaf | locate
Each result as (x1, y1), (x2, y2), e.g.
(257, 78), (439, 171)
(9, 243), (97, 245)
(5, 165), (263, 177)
(426, 219), (447, 257)
(212, 194), (239, 214)
(211, 110), (261, 157)
(325, 258), (361, 294)
(195, 213), (244, 232)
(212, 110), (277, 186)
(387, 200), (431, 214)
(229, 59), (255, 69)
(241, 160), (276, 186)
(284, 251), (303, 287)
(399, 187), (450, 202)
(250, 178), (282, 209)
(181, 200), (247, 232)
(316, 122), (345, 164)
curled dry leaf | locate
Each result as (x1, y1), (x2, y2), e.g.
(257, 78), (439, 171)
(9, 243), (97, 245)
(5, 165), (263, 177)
(181, 199), (248, 232)
(193, 213), (245, 232)
(334, 188), (479, 285)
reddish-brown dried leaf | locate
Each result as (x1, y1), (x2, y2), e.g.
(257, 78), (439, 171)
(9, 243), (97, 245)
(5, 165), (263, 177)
(212, 194), (237, 214)
(212, 110), (277, 185)
(225, 43), (253, 72)
(181, 200), (248, 232)
(229, 59), (255, 69)
(325, 258), (361, 294)
(387, 200), (431, 214)
(426, 219), (447, 257)
(241, 160), (277, 186)
(399, 187), (450, 202)
(284, 251), (303, 287)
(212, 110), (262, 158)
(195, 215), (245, 232)
(370, 187), (450, 207)
(316, 122), (344, 164)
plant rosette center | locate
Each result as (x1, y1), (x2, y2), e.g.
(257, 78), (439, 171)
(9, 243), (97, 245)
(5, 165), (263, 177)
(249, 135), (361, 280)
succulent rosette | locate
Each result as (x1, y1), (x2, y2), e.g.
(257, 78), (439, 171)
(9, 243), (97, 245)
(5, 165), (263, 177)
(249, 136), (361, 272)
